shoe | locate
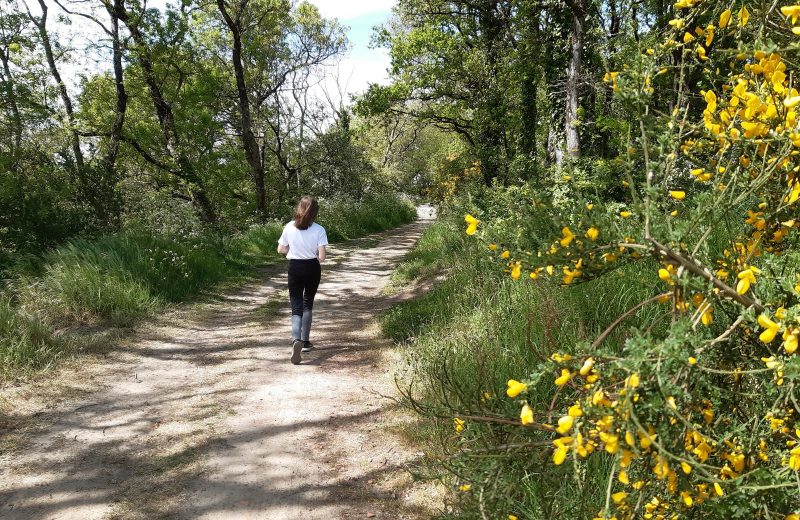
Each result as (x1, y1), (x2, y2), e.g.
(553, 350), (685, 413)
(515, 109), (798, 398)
(301, 341), (315, 353)
(291, 339), (303, 364)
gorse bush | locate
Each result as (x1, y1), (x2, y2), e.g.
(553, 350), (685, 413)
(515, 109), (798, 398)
(386, 218), (662, 518)
(435, 4), (800, 519)
(0, 196), (416, 381)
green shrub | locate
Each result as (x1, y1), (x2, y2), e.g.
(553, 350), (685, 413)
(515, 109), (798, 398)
(1, 195), (416, 380)
(385, 219), (661, 518)
(0, 294), (65, 377)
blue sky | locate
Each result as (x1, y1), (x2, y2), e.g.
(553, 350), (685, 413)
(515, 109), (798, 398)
(307, 0), (395, 97)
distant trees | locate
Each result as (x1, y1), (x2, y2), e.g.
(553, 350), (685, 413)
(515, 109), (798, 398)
(361, 0), (659, 184)
(0, 0), (367, 263)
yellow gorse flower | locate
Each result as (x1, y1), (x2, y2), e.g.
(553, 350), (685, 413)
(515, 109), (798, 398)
(736, 267), (759, 294)
(757, 314), (780, 343)
(506, 379), (527, 397)
(464, 214), (479, 235)
(719, 9), (732, 28)
(520, 403), (534, 425)
(781, 5), (800, 24)
(560, 226), (575, 247)
(555, 368), (572, 386)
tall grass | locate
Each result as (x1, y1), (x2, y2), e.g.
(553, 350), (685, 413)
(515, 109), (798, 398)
(1, 196), (416, 381)
(384, 218), (662, 518)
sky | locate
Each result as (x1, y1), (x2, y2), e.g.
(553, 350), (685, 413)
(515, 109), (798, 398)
(40, 0), (395, 103)
(306, 0), (394, 100)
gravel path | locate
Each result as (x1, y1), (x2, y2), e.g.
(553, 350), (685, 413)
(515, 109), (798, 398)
(0, 208), (437, 520)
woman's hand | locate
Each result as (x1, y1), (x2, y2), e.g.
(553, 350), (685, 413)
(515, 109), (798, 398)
(277, 244), (289, 255)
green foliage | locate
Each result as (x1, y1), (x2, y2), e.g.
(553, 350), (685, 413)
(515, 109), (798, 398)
(0, 196), (415, 381)
(385, 216), (659, 518)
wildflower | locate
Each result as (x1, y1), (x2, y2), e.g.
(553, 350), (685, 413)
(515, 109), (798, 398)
(555, 368), (572, 386)
(738, 5), (750, 26)
(670, 190), (686, 200)
(781, 5), (800, 24)
(736, 267), (759, 294)
(620, 211), (632, 218)
(789, 446), (800, 470)
(757, 314), (780, 343)
(688, 356), (697, 365)
(611, 491), (627, 504)
(560, 227), (575, 247)
(506, 379), (527, 398)
(586, 227), (599, 241)
(508, 516), (518, 520)
(453, 417), (465, 432)
(719, 8), (732, 28)
(579, 357), (594, 376)
(464, 214), (479, 235)
(556, 415), (574, 434)
(681, 461), (692, 474)
(696, 45), (708, 61)
(500, 250), (510, 259)
(510, 261), (522, 280)
(553, 445), (568, 465)
(459, 483), (471, 492)
(520, 403), (534, 425)
(714, 482), (724, 496)
(784, 331), (798, 354)
(626, 373), (640, 389)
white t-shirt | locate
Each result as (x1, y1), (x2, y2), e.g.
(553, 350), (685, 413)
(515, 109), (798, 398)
(278, 221), (328, 260)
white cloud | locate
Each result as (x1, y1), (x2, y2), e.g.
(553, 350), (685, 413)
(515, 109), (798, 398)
(305, 0), (394, 20)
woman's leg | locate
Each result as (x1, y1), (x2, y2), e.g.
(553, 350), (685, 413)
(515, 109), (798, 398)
(287, 262), (304, 341)
(300, 261), (322, 342)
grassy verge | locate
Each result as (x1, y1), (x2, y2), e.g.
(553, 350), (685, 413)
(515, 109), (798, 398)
(1, 196), (416, 382)
(383, 215), (663, 519)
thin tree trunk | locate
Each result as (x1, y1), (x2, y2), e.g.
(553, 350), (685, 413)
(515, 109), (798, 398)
(216, 0), (268, 221)
(115, 2), (217, 224)
(564, 0), (585, 162)
(94, 0), (128, 227)
(32, 0), (84, 172)
(0, 49), (22, 154)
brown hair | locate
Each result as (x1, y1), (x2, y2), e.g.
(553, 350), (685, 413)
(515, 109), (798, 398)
(293, 196), (319, 230)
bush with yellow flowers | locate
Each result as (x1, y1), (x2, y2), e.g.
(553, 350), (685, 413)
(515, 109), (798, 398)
(461, 2), (800, 518)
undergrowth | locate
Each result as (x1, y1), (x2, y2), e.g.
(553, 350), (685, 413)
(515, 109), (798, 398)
(0, 196), (416, 382)
(384, 214), (665, 518)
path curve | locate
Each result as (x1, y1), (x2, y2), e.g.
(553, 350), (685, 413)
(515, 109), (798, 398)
(0, 208), (436, 520)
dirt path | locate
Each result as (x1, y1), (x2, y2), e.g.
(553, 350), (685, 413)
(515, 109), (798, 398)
(0, 209), (438, 520)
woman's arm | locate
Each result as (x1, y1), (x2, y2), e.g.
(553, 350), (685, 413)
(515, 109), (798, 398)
(278, 244), (289, 255)
(318, 245), (326, 262)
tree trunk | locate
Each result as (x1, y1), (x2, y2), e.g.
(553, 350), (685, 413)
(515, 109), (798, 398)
(564, 0), (585, 162)
(477, 0), (505, 186)
(32, 0), (84, 174)
(115, 2), (217, 225)
(95, 0), (128, 227)
(216, 0), (268, 221)
(0, 49), (22, 154)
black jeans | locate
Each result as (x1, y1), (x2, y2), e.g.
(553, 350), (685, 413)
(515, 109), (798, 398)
(288, 259), (321, 316)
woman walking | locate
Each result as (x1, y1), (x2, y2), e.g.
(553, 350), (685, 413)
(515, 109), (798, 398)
(277, 196), (328, 364)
